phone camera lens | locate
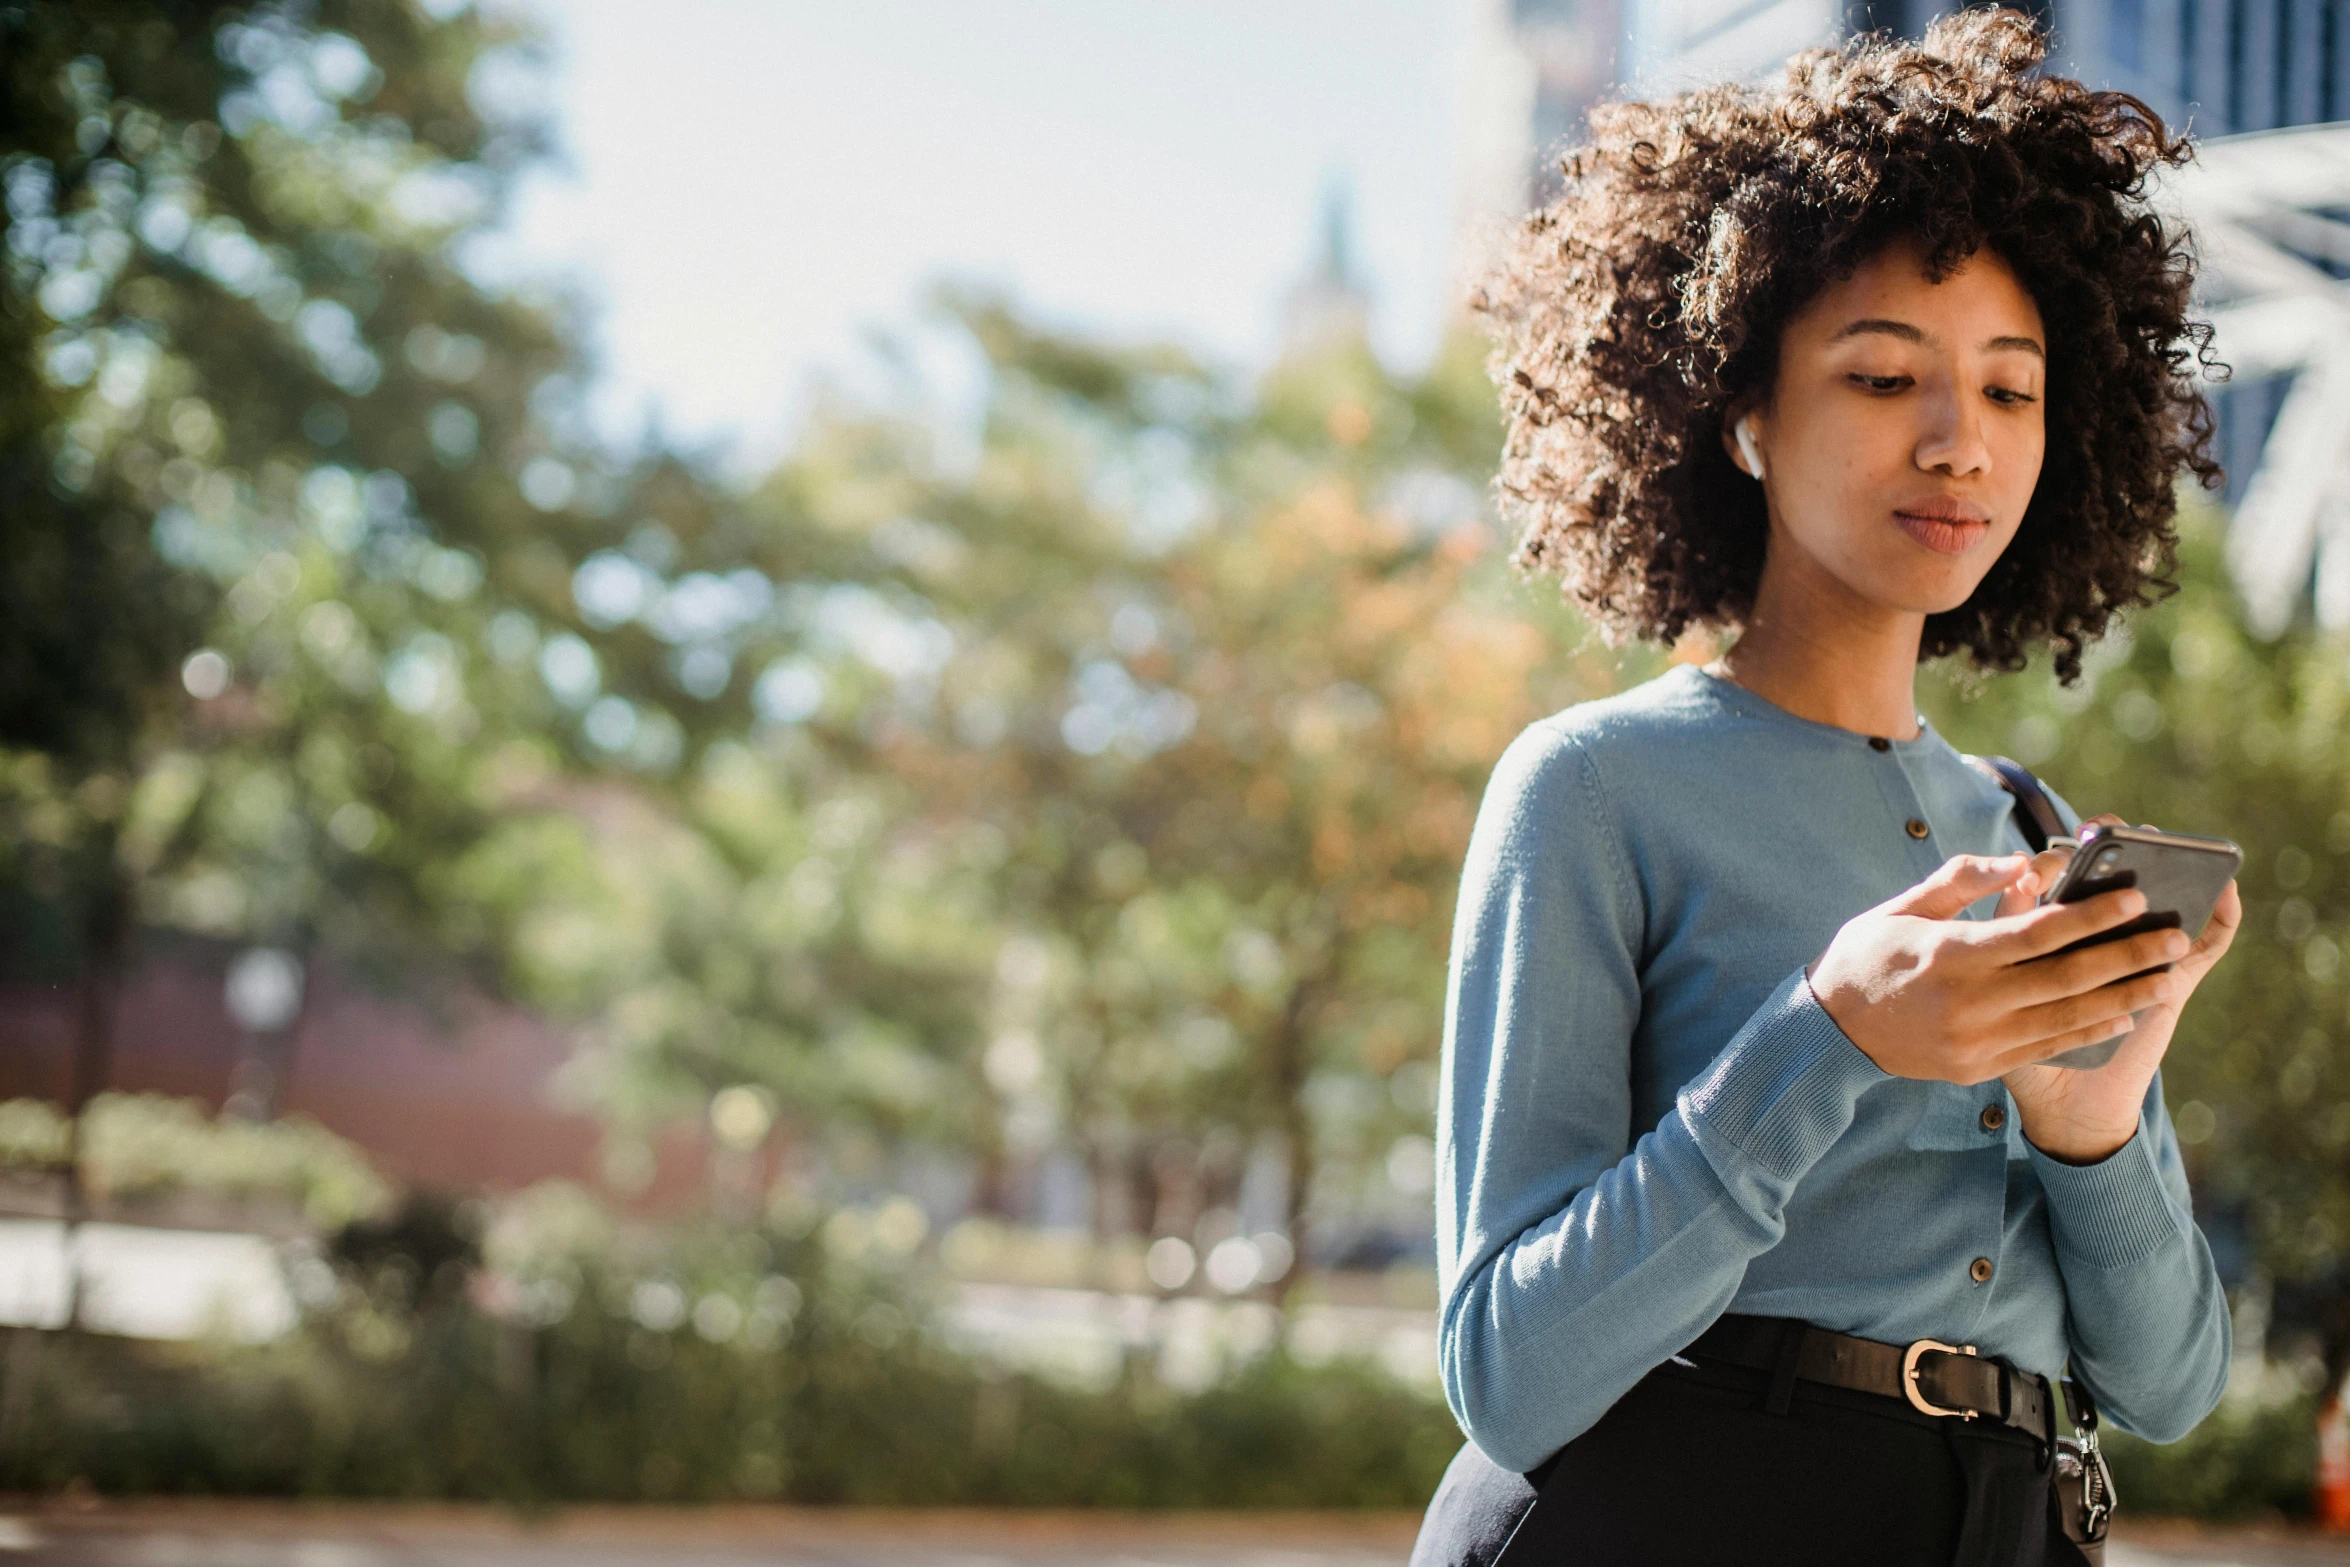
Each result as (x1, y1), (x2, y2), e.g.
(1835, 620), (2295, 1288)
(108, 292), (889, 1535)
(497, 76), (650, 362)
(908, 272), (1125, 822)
(2097, 850), (2120, 867)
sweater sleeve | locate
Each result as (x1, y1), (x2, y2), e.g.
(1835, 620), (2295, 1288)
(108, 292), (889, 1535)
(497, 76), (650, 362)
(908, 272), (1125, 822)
(2027, 785), (2233, 1441)
(2026, 1075), (2232, 1442)
(1435, 725), (1890, 1473)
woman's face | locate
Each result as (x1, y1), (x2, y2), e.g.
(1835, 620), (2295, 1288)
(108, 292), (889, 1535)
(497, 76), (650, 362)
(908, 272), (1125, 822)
(1730, 236), (2047, 617)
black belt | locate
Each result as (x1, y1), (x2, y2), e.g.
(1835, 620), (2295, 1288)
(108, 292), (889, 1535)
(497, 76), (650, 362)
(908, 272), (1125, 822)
(1684, 1314), (2059, 1450)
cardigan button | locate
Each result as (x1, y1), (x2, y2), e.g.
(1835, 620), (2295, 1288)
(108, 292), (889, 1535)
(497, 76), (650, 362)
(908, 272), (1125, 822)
(1980, 1103), (2006, 1132)
(1905, 818), (1930, 840)
(1869, 736), (1891, 752)
(1969, 1256), (1995, 1284)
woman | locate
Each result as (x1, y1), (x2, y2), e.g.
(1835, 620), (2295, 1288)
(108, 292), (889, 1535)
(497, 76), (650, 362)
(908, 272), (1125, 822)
(1415, 12), (2241, 1566)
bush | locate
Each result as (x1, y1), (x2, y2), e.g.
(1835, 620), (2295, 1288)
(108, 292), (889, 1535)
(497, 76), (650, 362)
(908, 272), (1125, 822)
(0, 1095), (392, 1229)
(0, 1203), (1461, 1507)
(2103, 1393), (2317, 1522)
(3, 1230), (2326, 1518)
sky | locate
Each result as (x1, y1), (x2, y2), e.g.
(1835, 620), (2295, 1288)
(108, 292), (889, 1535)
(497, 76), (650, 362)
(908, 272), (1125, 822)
(494, 0), (1486, 470)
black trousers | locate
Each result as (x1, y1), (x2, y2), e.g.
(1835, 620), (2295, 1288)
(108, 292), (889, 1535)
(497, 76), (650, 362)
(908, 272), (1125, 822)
(1410, 1354), (2092, 1567)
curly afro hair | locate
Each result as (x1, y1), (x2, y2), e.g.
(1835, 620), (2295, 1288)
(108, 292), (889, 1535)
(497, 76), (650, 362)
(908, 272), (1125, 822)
(1475, 8), (2218, 682)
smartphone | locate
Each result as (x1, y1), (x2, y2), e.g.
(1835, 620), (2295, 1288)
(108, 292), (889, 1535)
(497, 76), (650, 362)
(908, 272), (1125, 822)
(2034, 824), (2242, 1068)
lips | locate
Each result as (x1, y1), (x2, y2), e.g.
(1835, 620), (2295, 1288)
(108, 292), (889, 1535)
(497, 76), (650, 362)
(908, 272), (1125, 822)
(1894, 497), (1993, 556)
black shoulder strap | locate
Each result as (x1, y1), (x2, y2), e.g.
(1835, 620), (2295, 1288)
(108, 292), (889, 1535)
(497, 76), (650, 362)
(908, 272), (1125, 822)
(1967, 753), (2065, 855)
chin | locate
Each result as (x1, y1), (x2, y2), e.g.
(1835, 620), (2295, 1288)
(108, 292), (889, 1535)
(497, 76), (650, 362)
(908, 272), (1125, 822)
(1863, 569), (1990, 617)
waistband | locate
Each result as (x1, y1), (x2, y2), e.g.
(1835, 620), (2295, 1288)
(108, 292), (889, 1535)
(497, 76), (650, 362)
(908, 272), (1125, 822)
(1683, 1313), (2059, 1451)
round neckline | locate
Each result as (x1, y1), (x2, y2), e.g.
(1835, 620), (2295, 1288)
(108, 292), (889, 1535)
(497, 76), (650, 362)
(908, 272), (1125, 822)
(1674, 662), (1937, 752)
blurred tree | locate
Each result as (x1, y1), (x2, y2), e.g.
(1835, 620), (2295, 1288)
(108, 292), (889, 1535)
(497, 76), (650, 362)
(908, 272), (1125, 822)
(657, 294), (1633, 1285)
(0, 3), (1026, 1234)
(0, 0), (699, 1303)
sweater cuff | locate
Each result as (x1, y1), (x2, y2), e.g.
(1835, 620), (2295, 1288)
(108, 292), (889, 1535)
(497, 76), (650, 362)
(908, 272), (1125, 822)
(2027, 1126), (2186, 1269)
(1679, 969), (1890, 1181)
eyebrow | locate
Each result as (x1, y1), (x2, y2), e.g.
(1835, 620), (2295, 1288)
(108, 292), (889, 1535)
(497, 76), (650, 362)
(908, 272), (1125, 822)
(1831, 318), (2045, 359)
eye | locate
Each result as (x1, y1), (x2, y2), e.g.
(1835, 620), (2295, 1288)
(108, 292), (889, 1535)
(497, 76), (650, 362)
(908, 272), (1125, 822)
(1985, 385), (2040, 407)
(1848, 373), (1910, 393)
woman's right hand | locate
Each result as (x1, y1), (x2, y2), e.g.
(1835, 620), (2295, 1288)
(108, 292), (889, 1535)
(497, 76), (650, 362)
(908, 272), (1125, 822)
(1804, 853), (2190, 1084)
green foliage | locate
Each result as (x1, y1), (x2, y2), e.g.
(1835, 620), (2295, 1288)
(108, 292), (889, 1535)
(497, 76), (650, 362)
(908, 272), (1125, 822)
(0, 1206), (1457, 1506)
(0, 1093), (391, 1227)
(0, 0), (585, 1052)
(0, 1), (936, 1150)
(649, 292), (1639, 1252)
(2103, 1394), (2319, 1521)
(0, 0), (1615, 1262)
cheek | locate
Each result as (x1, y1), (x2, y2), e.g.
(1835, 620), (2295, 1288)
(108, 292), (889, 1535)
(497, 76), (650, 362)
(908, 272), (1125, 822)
(1803, 410), (1917, 517)
(1999, 418), (2046, 506)
(1781, 401), (1909, 495)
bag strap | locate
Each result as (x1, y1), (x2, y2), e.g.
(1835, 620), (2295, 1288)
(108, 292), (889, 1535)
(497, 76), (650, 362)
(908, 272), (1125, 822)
(1966, 753), (2066, 855)
(2062, 1376), (2100, 1433)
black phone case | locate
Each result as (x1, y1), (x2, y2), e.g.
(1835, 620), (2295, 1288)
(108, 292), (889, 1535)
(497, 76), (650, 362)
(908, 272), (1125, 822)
(2037, 826), (2241, 1068)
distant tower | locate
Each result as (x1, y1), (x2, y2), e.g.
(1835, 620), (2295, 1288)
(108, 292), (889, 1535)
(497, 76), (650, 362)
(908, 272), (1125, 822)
(1279, 176), (1374, 359)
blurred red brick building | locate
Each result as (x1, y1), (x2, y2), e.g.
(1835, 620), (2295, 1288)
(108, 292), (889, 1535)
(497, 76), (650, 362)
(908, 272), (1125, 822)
(0, 947), (709, 1208)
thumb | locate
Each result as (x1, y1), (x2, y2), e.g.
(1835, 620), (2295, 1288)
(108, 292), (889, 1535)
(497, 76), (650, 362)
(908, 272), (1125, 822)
(1881, 853), (2029, 922)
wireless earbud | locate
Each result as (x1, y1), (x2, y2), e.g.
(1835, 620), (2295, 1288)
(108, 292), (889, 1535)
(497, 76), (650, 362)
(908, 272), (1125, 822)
(1733, 415), (1766, 481)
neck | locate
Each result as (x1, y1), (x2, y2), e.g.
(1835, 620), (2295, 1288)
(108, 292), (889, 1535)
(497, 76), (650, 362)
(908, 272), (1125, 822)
(1708, 546), (1927, 740)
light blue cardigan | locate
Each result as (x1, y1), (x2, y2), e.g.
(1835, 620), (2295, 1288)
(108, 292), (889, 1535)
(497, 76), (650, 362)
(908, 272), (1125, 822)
(1436, 663), (2229, 1472)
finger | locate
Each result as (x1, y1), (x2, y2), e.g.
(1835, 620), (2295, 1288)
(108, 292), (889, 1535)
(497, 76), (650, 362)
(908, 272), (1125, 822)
(1978, 884), (2150, 960)
(1991, 1012), (2138, 1074)
(2200, 880), (2243, 946)
(1884, 854), (2030, 922)
(2178, 880), (2244, 977)
(1996, 845), (2075, 918)
(2009, 925), (2192, 1006)
(2007, 967), (2178, 1045)
(2030, 844), (2075, 883)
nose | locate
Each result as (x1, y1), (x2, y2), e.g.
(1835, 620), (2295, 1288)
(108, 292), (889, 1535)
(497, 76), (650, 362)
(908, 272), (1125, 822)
(1913, 377), (1989, 479)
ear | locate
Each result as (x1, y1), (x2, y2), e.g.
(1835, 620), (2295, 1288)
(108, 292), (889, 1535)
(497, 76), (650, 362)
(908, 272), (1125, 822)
(1721, 406), (1766, 482)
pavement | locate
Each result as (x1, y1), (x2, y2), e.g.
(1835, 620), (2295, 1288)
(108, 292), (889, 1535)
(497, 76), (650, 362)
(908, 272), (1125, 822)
(5, 1504), (2350, 1565)
(0, 1507), (1413, 1566)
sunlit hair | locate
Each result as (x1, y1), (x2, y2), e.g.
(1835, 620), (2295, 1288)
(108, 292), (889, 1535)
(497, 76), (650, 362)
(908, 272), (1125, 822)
(1475, 8), (2219, 682)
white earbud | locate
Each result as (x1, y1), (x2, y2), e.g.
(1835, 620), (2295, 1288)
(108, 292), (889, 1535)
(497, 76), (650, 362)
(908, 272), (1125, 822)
(1733, 415), (1766, 482)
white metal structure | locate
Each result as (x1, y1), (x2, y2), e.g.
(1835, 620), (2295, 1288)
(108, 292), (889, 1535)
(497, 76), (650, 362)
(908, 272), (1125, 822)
(2167, 123), (2350, 635)
(1620, 0), (1844, 90)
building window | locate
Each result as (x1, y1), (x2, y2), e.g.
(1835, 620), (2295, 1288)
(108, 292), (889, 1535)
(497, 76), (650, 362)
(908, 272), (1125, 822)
(2324, 0), (2339, 120)
(2183, 0), (2202, 112)
(2276, 0), (2291, 127)
(2113, 0), (2145, 70)
(2229, 0), (2249, 129)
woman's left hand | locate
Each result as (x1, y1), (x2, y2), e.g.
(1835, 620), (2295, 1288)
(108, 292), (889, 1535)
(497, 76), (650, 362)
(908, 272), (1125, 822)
(1992, 815), (2242, 1164)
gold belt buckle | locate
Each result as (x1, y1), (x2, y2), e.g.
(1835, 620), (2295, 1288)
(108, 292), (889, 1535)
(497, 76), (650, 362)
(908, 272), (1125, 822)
(1902, 1338), (1980, 1419)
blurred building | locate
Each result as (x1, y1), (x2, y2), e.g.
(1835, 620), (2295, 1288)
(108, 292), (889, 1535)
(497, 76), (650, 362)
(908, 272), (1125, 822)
(1470, 0), (2342, 145)
(1280, 178), (1375, 360)
(0, 946), (711, 1216)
